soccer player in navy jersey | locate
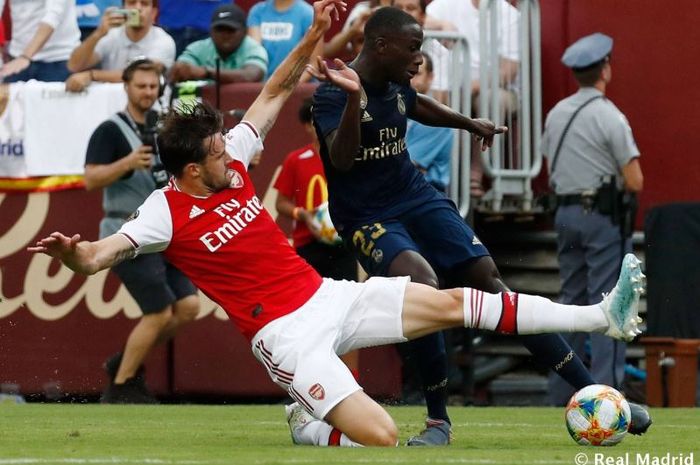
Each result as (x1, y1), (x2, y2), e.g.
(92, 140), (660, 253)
(309, 7), (650, 444)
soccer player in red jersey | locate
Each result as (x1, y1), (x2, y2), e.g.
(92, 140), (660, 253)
(28, 0), (645, 448)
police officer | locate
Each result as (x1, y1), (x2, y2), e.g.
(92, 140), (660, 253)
(542, 33), (644, 405)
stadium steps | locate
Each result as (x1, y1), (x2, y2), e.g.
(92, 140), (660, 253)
(457, 219), (648, 405)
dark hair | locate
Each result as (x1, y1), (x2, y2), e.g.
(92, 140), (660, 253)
(298, 98), (313, 124)
(573, 57), (609, 87)
(364, 7), (419, 45)
(159, 102), (224, 177)
(122, 58), (159, 82)
(391, 0), (428, 13)
(420, 51), (433, 73)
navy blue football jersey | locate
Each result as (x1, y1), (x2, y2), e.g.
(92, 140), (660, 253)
(312, 78), (435, 234)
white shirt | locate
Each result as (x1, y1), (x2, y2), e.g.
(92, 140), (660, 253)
(426, 0), (519, 78)
(0, 0), (80, 62)
(94, 26), (176, 70)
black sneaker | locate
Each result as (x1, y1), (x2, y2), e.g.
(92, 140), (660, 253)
(628, 402), (652, 435)
(103, 352), (145, 383)
(100, 377), (158, 404)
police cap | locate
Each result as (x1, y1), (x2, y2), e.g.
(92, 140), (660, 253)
(561, 33), (613, 70)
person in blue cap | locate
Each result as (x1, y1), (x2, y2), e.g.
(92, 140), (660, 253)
(542, 32), (647, 420)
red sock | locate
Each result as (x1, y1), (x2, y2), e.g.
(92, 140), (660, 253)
(328, 428), (343, 446)
(495, 292), (519, 334)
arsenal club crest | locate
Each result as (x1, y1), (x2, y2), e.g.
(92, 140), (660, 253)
(308, 383), (325, 401)
(229, 169), (244, 188)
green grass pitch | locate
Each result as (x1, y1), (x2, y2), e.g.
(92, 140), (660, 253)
(0, 404), (696, 465)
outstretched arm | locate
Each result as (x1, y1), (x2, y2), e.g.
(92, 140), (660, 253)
(27, 232), (135, 275)
(411, 93), (508, 151)
(243, 0), (345, 140)
(305, 57), (362, 171)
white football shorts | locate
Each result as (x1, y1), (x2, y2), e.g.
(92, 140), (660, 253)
(251, 276), (409, 420)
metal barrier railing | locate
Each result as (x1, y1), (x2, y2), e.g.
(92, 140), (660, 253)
(421, 31), (472, 217)
(477, 0), (543, 213)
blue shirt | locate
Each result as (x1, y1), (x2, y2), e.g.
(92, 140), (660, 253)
(159, 0), (232, 31)
(247, 0), (313, 79)
(313, 79), (435, 233)
(76, 0), (121, 28)
(406, 120), (453, 189)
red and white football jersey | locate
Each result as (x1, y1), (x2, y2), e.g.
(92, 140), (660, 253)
(119, 122), (323, 340)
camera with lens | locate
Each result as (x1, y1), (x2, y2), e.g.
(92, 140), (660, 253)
(143, 111), (169, 188)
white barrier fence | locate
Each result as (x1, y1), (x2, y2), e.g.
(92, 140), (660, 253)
(0, 82), (127, 179)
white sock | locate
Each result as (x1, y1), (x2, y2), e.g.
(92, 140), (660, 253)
(463, 288), (607, 334)
(296, 418), (363, 447)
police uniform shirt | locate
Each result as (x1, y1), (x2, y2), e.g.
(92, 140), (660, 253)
(312, 79), (435, 234)
(542, 87), (640, 195)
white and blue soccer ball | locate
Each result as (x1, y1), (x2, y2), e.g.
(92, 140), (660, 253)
(313, 202), (342, 246)
(565, 384), (631, 446)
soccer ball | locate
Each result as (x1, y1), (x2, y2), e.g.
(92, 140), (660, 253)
(313, 202), (342, 246)
(565, 384), (631, 446)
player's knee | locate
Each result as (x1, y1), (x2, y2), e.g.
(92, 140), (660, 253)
(367, 422), (399, 447)
(143, 307), (173, 328)
(175, 296), (199, 323)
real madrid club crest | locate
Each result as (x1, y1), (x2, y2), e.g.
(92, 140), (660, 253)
(229, 169), (244, 188)
(397, 93), (406, 115)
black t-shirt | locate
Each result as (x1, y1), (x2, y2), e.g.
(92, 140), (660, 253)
(85, 113), (145, 178)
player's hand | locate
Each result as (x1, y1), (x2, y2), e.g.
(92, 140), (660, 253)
(310, 0), (347, 35)
(0, 56), (30, 78)
(470, 118), (508, 151)
(306, 57), (361, 94)
(65, 71), (92, 93)
(27, 232), (82, 260)
(127, 145), (153, 170)
(299, 209), (323, 240)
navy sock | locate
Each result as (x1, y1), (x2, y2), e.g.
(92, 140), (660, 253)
(519, 333), (595, 390)
(407, 331), (450, 424)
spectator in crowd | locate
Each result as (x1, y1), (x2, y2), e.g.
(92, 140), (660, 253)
(406, 52), (452, 193)
(76, 0), (121, 40)
(83, 58), (199, 403)
(247, 0), (322, 80)
(65, 0), (175, 92)
(425, 0), (519, 197)
(274, 98), (360, 379)
(0, 0), (81, 82)
(169, 4), (268, 84)
(543, 33), (644, 405)
(158, 0), (233, 57)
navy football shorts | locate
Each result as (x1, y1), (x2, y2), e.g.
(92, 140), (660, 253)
(346, 196), (490, 276)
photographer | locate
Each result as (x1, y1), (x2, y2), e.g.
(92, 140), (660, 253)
(65, 0), (175, 92)
(542, 33), (644, 405)
(84, 59), (199, 403)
